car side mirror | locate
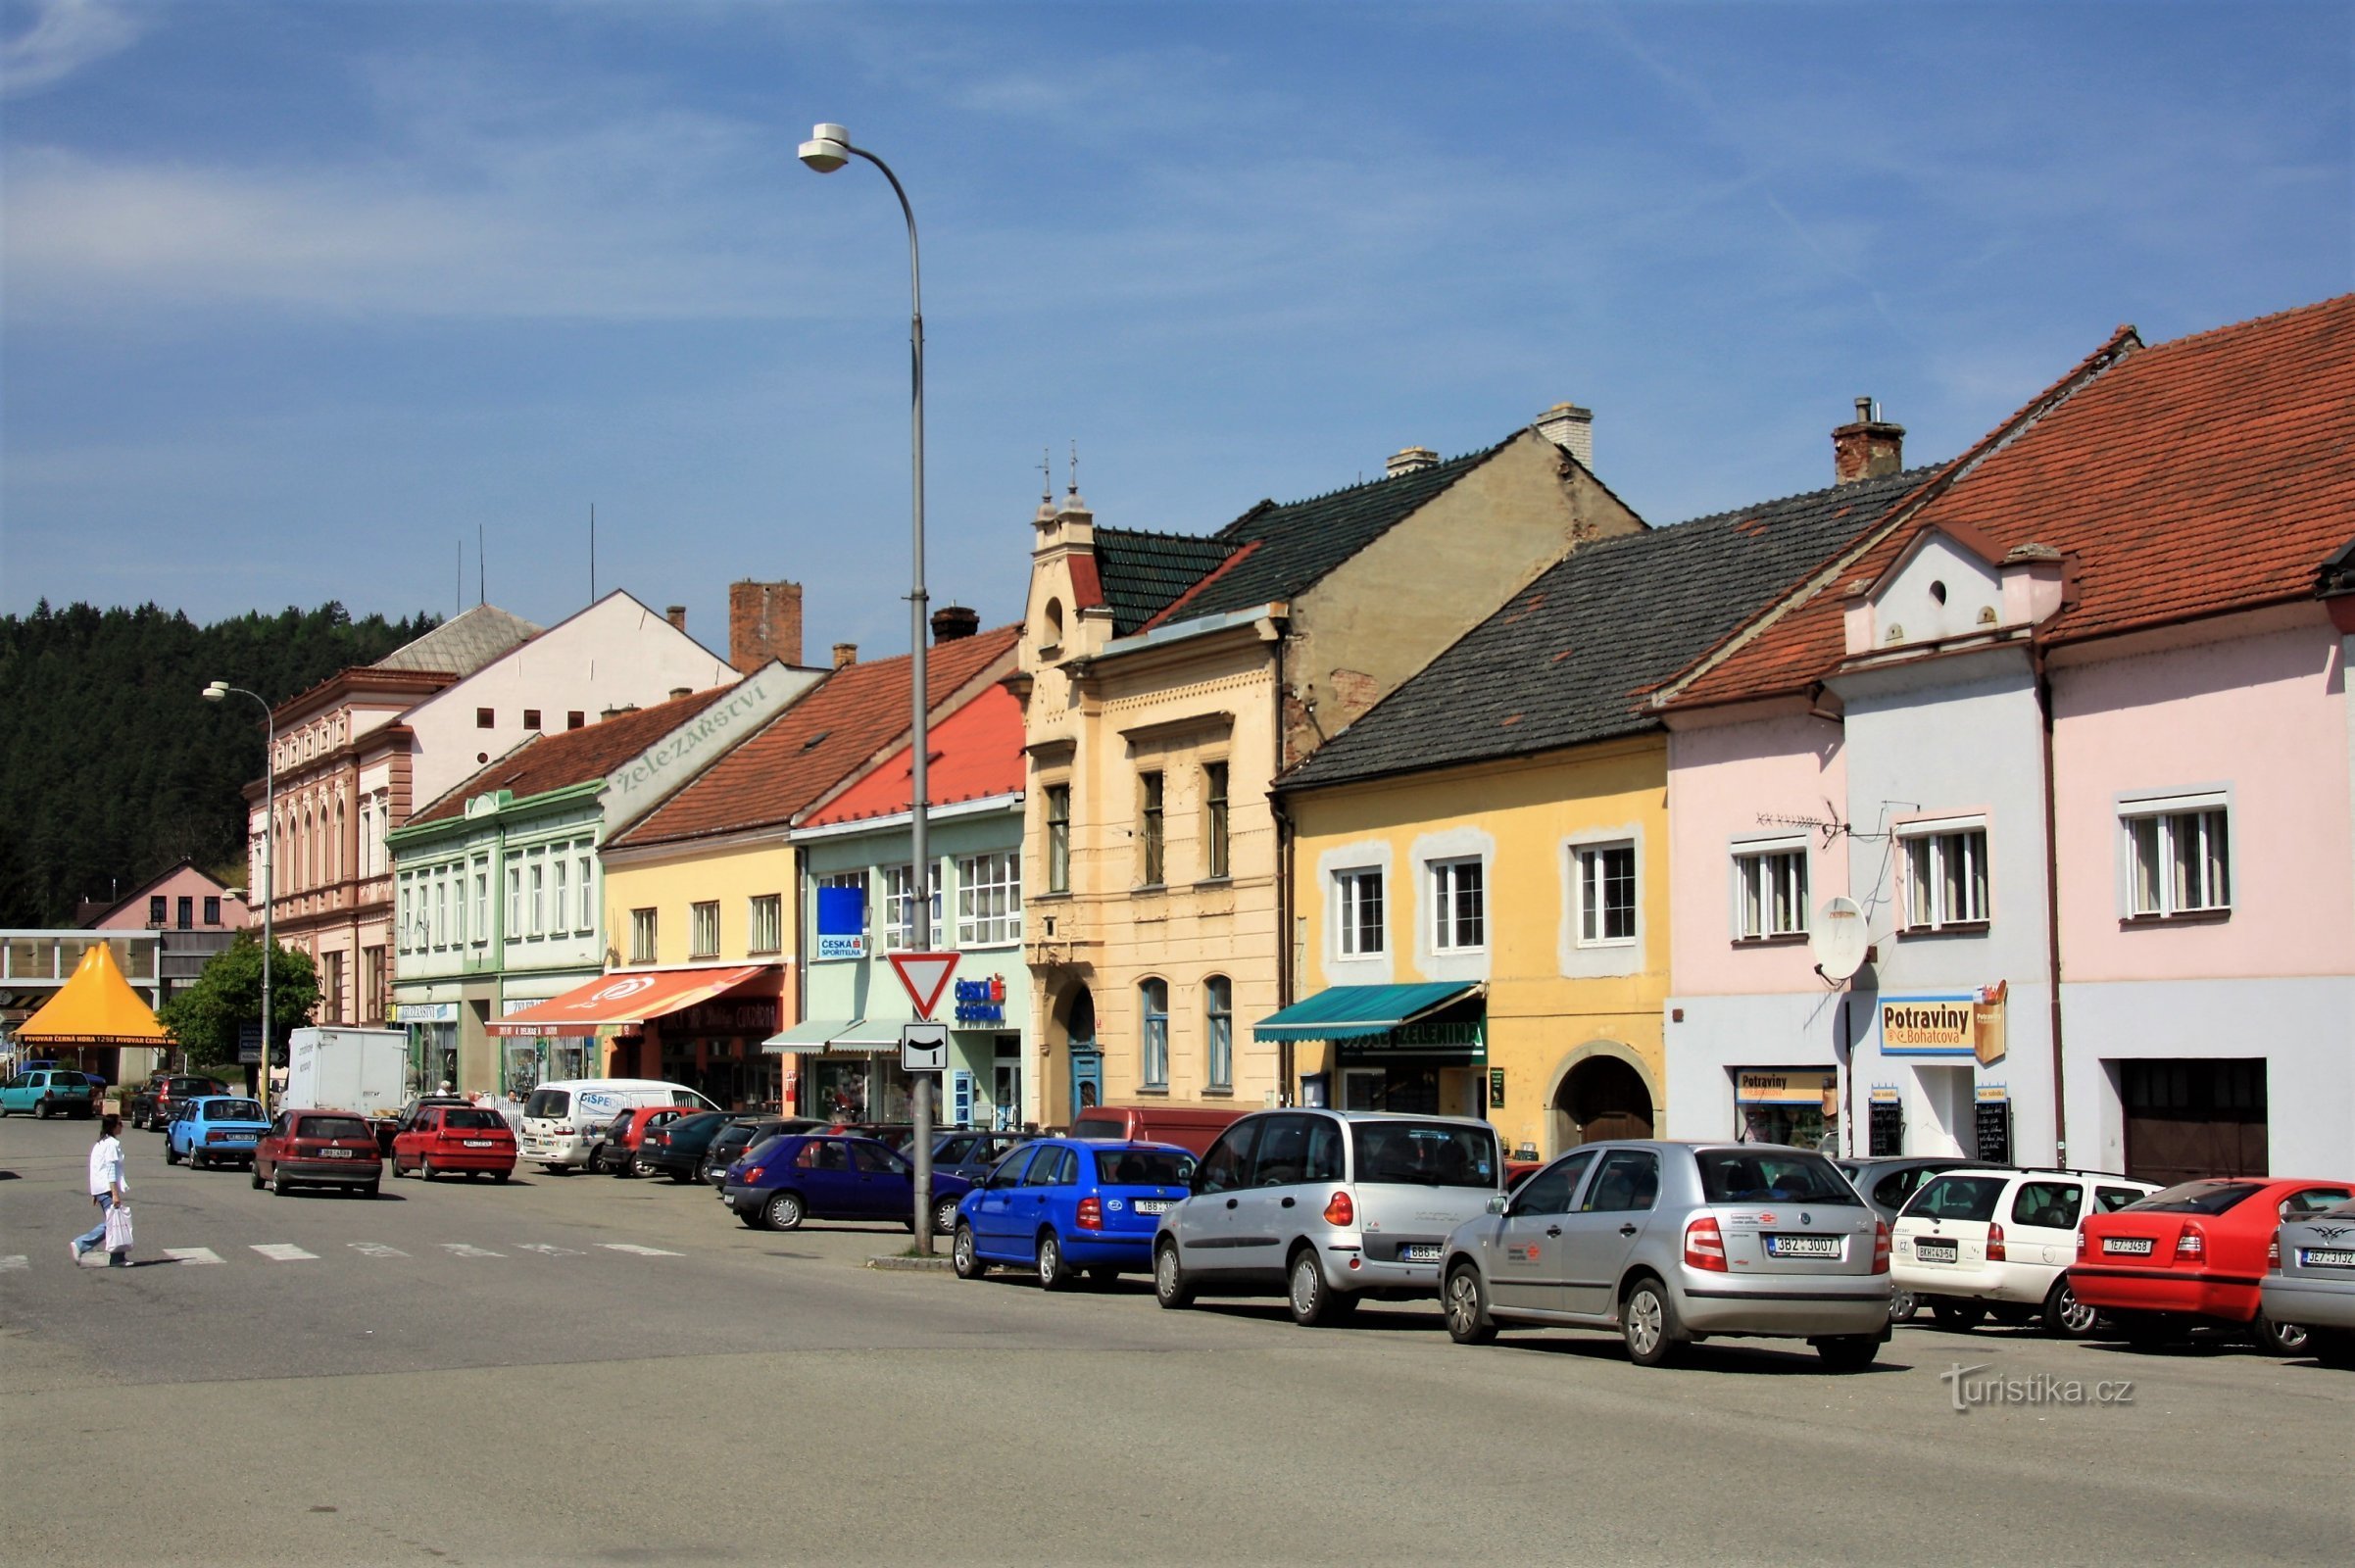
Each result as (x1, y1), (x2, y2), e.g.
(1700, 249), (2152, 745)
(1486, 1193), (1509, 1216)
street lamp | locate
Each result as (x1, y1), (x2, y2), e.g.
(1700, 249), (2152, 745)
(204, 680), (273, 1116)
(799, 122), (939, 1249)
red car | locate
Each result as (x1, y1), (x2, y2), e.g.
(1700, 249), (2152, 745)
(251, 1108), (384, 1198)
(593, 1104), (687, 1176)
(2072, 1176), (2354, 1351)
(391, 1104), (518, 1182)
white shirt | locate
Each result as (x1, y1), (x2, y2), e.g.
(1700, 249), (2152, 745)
(88, 1135), (126, 1198)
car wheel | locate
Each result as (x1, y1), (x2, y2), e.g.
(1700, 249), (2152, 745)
(632, 1157), (658, 1178)
(762, 1191), (805, 1232)
(165, 1140), (181, 1165)
(1620, 1275), (1684, 1368)
(1930, 1301), (1987, 1331)
(1153, 1240), (1195, 1310)
(1288, 1249), (1345, 1327)
(1889, 1287), (1919, 1324)
(190, 1150), (207, 1171)
(35, 1098), (52, 1119)
(1037, 1231), (1072, 1292)
(2254, 1313), (2310, 1356)
(933, 1197), (962, 1237)
(1444, 1262), (1498, 1346)
(1817, 1335), (1881, 1371)
(419, 1158), (435, 1182)
(250, 1162), (264, 1191)
(953, 1223), (986, 1280)
(270, 1165), (289, 1197)
(2042, 1276), (2100, 1339)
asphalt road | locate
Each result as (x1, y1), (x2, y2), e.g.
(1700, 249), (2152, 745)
(2, 1115), (2347, 1568)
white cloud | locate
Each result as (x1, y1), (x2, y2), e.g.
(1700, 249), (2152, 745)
(0, 0), (142, 95)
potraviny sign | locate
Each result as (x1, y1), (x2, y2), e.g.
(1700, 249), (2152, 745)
(1879, 982), (2007, 1065)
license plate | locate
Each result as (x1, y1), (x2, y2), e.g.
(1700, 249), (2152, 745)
(2300, 1248), (2355, 1268)
(463, 1140), (493, 1148)
(221, 1135), (254, 1145)
(1133, 1199), (1174, 1215)
(1399, 1244), (1443, 1262)
(2103, 1237), (2154, 1255)
(320, 1148), (354, 1159)
(1912, 1239), (1958, 1263)
(1765, 1234), (1842, 1258)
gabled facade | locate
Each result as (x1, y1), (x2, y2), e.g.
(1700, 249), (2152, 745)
(1013, 411), (1645, 1124)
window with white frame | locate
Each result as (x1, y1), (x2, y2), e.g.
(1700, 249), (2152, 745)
(552, 858), (568, 939)
(528, 861), (546, 938)
(957, 852), (1022, 947)
(575, 854), (594, 931)
(690, 900), (719, 959)
(434, 880), (449, 950)
(1335, 868), (1385, 956)
(1734, 841), (1810, 940)
(1203, 975), (1232, 1091)
(1901, 820), (1989, 930)
(507, 864), (522, 941)
(396, 880), (411, 953)
(1139, 978), (1169, 1090)
(748, 894), (783, 955)
(1431, 858), (1486, 951)
(2123, 796), (2231, 917)
(1575, 842), (1637, 946)
(884, 863), (943, 952)
(629, 907), (658, 965)
(473, 863), (489, 947)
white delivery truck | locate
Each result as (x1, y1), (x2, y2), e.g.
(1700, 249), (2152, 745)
(281, 1027), (409, 1120)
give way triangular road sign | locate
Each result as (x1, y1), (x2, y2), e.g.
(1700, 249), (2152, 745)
(888, 952), (959, 1020)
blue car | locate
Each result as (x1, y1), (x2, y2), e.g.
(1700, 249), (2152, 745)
(167, 1094), (271, 1169)
(723, 1133), (972, 1235)
(953, 1138), (1198, 1290)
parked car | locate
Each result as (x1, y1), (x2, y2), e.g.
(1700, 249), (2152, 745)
(634, 1110), (736, 1182)
(2072, 1177), (2355, 1352)
(1069, 1103), (1247, 1156)
(518, 1078), (717, 1172)
(0, 1067), (97, 1119)
(1890, 1168), (2158, 1336)
(590, 1104), (689, 1176)
(391, 1104), (519, 1182)
(954, 1139), (1197, 1289)
(1153, 1109), (1504, 1326)
(822, 1120), (918, 1151)
(1834, 1156), (2014, 1226)
(704, 1117), (823, 1187)
(130, 1072), (226, 1130)
(165, 1095), (270, 1169)
(251, 1108), (384, 1197)
(1438, 1141), (1891, 1368)
(723, 1134), (973, 1235)
(2261, 1198), (2355, 1368)
(374, 1095), (474, 1154)
(930, 1130), (1039, 1185)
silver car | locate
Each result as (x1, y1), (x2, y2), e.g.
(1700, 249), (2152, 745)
(2261, 1198), (2355, 1368)
(1153, 1109), (1502, 1325)
(1439, 1141), (1891, 1368)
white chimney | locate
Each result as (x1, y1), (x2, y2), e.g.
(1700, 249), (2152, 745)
(1534, 402), (1595, 468)
(1385, 446), (1440, 478)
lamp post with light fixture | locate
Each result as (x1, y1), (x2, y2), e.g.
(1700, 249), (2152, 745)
(203, 681), (273, 1116)
(797, 122), (939, 1249)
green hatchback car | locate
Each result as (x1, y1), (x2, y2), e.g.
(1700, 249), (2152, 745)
(0, 1067), (98, 1118)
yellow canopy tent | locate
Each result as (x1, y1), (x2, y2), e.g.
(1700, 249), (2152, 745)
(17, 942), (170, 1082)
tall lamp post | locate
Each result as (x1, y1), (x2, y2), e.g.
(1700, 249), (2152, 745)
(798, 122), (939, 1250)
(203, 681), (273, 1116)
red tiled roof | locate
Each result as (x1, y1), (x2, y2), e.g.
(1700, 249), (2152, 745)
(610, 625), (1021, 848)
(409, 682), (743, 825)
(1666, 296), (2355, 708)
(803, 681), (1024, 827)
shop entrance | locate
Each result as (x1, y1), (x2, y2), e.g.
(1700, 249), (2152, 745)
(1552, 1055), (1653, 1150)
(2121, 1057), (2268, 1185)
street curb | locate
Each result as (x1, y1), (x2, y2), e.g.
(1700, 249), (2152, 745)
(866, 1254), (952, 1272)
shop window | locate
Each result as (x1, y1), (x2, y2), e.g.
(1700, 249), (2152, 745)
(1138, 771), (1165, 887)
(1202, 761), (1230, 880)
(1431, 858), (1486, 952)
(1900, 820), (1988, 931)
(749, 894), (783, 955)
(1204, 976), (1233, 1092)
(1734, 841), (1810, 940)
(1575, 842), (1636, 947)
(1044, 784), (1071, 893)
(1139, 978), (1169, 1090)
(1336, 868), (1385, 956)
(630, 907), (658, 965)
(690, 901), (720, 959)
(957, 852), (1021, 947)
(2123, 796), (2230, 918)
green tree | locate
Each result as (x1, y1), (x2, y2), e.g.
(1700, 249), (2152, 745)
(160, 929), (320, 1070)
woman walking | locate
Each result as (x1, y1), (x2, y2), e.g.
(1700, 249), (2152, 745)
(70, 1113), (129, 1267)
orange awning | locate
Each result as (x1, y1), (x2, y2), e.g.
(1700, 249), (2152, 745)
(489, 965), (768, 1038)
(17, 942), (169, 1045)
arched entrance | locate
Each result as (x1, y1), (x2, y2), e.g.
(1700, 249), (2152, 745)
(1553, 1054), (1655, 1150)
(1054, 984), (1100, 1124)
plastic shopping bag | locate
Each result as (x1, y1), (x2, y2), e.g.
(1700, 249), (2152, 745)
(103, 1202), (133, 1252)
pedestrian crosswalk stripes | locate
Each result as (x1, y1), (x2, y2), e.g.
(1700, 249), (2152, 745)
(17, 1240), (690, 1271)
(598, 1243), (682, 1256)
(515, 1243), (584, 1256)
(161, 1248), (222, 1265)
(0, 1254), (26, 1272)
(251, 1244), (319, 1261)
(440, 1243), (503, 1257)
(348, 1242), (408, 1258)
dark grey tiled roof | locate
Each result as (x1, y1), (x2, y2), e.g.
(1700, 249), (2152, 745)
(1280, 466), (1937, 791)
(1094, 528), (1237, 635)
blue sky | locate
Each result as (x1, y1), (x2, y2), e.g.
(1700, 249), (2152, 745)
(3, 1), (2347, 659)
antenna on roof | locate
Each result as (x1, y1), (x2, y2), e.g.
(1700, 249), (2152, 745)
(1068, 439), (1080, 498)
(589, 503), (597, 605)
(478, 524), (486, 607)
(1037, 448), (1052, 506)
(456, 539), (464, 617)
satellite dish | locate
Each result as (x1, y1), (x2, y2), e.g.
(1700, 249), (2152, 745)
(1811, 896), (1868, 982)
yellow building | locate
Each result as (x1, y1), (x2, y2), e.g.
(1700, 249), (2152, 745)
(1013, 411), (1644, 1125)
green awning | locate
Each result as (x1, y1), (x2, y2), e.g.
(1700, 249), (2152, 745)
(1252, 982), (1483, 1043)
(760, 1018), (900, 1055)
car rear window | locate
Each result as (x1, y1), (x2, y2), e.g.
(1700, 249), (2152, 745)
(1068, 1115), (1128, 1142)
(1699, 1150), (1864, 1207)
(49, 1071), (90, 1087)
(1900, 1174), (2006, 1222)
(2132, 1181), (2261, 1215)
(1093, 1149), (1195, 1186)
(301, 1115), (372, 1141)
(523, 1089), (570, 1118)
(1349, 1122), (1498, 1189)
(208, 1100), (264, 1120)
(444, 1108), (505, 1130)
(2283, 1188), (2353, 1215)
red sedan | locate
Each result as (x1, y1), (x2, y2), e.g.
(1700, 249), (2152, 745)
(2072, 1177), (2353, 1352)
(391, 1104), (519, 1182)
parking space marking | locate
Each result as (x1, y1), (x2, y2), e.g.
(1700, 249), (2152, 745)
(597, 1243), (682, 1256)
(0, 1255), (25, 1272)
(515, 1243), (585, 1256)
(440, 1243), (504, 1258)
(161, 1248), (223, 1265)
(251, 1244), (318, 1261)
(349, 1242), (409, 1259)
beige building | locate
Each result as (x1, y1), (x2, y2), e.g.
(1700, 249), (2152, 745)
(1012, 410), (1644, 1125)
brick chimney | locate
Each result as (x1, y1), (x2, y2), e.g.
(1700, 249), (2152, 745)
(930, 605), (980, 643)
(1533, 402), (1595, 468)
(664, 605), (688, 633)
(728, 578), (805, 672)
(1833, 397), (1906, 483)
(1385, 446), (1439, 478)
(832, 642), (858, 669)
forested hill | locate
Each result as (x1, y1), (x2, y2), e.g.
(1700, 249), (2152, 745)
(0, 601), (439, 927)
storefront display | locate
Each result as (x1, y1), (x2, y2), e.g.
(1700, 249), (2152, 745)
(1735, 1067), (1837, 1150)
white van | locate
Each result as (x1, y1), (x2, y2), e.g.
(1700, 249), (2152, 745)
(519, 1078), (717, 1172)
